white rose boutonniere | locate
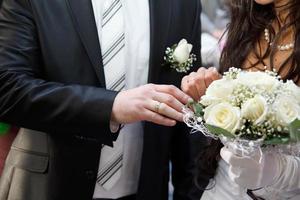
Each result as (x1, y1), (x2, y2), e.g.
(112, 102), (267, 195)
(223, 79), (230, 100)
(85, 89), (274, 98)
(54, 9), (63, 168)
(164, 39), (196, 73)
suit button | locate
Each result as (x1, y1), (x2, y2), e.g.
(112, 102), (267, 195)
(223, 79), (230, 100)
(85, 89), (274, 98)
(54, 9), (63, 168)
(85, 170), (95, 180)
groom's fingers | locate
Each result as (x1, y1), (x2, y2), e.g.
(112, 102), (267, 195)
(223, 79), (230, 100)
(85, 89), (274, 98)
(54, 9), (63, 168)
(143, 109), (176, 126)
(157, 102), (183, 122)
(153, 92), (184, 112)
(146, 100), (183, 122)
(154, 85), (191, 105)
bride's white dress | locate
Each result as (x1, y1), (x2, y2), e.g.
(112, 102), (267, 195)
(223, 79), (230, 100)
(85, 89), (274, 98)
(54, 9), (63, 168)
(201, 154), (300, 200)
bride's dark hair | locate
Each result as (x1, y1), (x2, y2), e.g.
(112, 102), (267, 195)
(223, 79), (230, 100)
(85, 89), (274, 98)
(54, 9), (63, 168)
(196, 0), (300, 189)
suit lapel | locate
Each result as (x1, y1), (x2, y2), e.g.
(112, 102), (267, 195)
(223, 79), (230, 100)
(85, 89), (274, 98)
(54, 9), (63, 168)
(66, 0), (106, 87)
(148, 0), (173, 83)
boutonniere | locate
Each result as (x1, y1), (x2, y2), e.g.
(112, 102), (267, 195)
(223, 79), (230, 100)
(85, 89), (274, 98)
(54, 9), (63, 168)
(164, 39), (196, 73)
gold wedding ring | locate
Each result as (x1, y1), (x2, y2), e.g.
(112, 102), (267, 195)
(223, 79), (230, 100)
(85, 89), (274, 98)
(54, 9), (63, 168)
(154, 101), (162, 113)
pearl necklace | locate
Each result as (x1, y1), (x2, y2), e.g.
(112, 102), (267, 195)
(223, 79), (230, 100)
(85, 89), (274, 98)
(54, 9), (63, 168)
(264, 28), (294, 51)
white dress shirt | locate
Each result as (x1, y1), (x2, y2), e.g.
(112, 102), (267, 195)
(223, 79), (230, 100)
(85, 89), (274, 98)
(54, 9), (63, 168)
(91, 0), (150, 198)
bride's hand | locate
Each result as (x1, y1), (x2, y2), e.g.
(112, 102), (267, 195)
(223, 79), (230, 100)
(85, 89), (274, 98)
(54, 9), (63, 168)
(181, 67), (221, 101)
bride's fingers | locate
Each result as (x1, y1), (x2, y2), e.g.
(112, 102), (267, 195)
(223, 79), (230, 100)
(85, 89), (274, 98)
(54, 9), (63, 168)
(204, 67), (221, 86)
(190, 70), (207, 98)
(182, 67), (219, 101)
(211, 67), (222, 79)
(181, 75), (200, 101)
(181, 75), (189, 91)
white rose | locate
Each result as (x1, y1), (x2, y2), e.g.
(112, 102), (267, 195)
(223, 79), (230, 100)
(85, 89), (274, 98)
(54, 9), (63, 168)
(285, 80), (300, 103)
(204, 102), (241, 134)
(237, 71), (279, 92)
(200, 79), (235, 106)
(273, 95), (300, 126)
(173, 39), (193, 64)
(241, 95), (268, 125)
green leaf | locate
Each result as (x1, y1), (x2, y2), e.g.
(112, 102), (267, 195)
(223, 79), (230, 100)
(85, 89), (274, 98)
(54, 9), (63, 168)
(192, 103), (204, 117)
(0, 123), (10, 136)
(185, 101), (204, 117)
(186, 99), (195, 107)
(205, 123), (235, 139)
(171, 44), (178, 50)
(264, 137), (290, 145)
(289, 119), (300, 142)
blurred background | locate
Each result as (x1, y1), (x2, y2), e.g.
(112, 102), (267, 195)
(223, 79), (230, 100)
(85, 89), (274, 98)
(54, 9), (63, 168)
(201, 0), (229, 69)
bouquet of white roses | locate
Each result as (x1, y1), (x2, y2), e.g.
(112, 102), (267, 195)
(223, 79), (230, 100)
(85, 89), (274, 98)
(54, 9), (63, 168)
(184, 68), (300, 153)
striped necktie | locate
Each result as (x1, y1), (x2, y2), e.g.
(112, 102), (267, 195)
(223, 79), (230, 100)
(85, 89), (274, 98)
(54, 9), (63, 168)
(97, 0), (125, 190)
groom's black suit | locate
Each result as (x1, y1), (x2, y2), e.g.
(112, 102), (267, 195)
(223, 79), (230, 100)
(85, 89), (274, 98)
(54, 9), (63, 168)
(0, 0), (205, 199)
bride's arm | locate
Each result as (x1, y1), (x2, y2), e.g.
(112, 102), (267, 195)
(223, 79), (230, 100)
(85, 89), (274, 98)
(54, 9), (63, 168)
(267, 154), (300, 191)
(221, 147), (300, 193)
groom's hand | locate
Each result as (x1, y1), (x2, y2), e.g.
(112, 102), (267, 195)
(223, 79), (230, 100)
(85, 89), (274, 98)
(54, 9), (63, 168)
(111, 84), (191, 126)
(181, 67), (221, 101)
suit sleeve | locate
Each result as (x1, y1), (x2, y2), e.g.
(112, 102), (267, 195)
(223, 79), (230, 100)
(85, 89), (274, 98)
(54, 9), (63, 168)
(0, 0), (116, 144)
